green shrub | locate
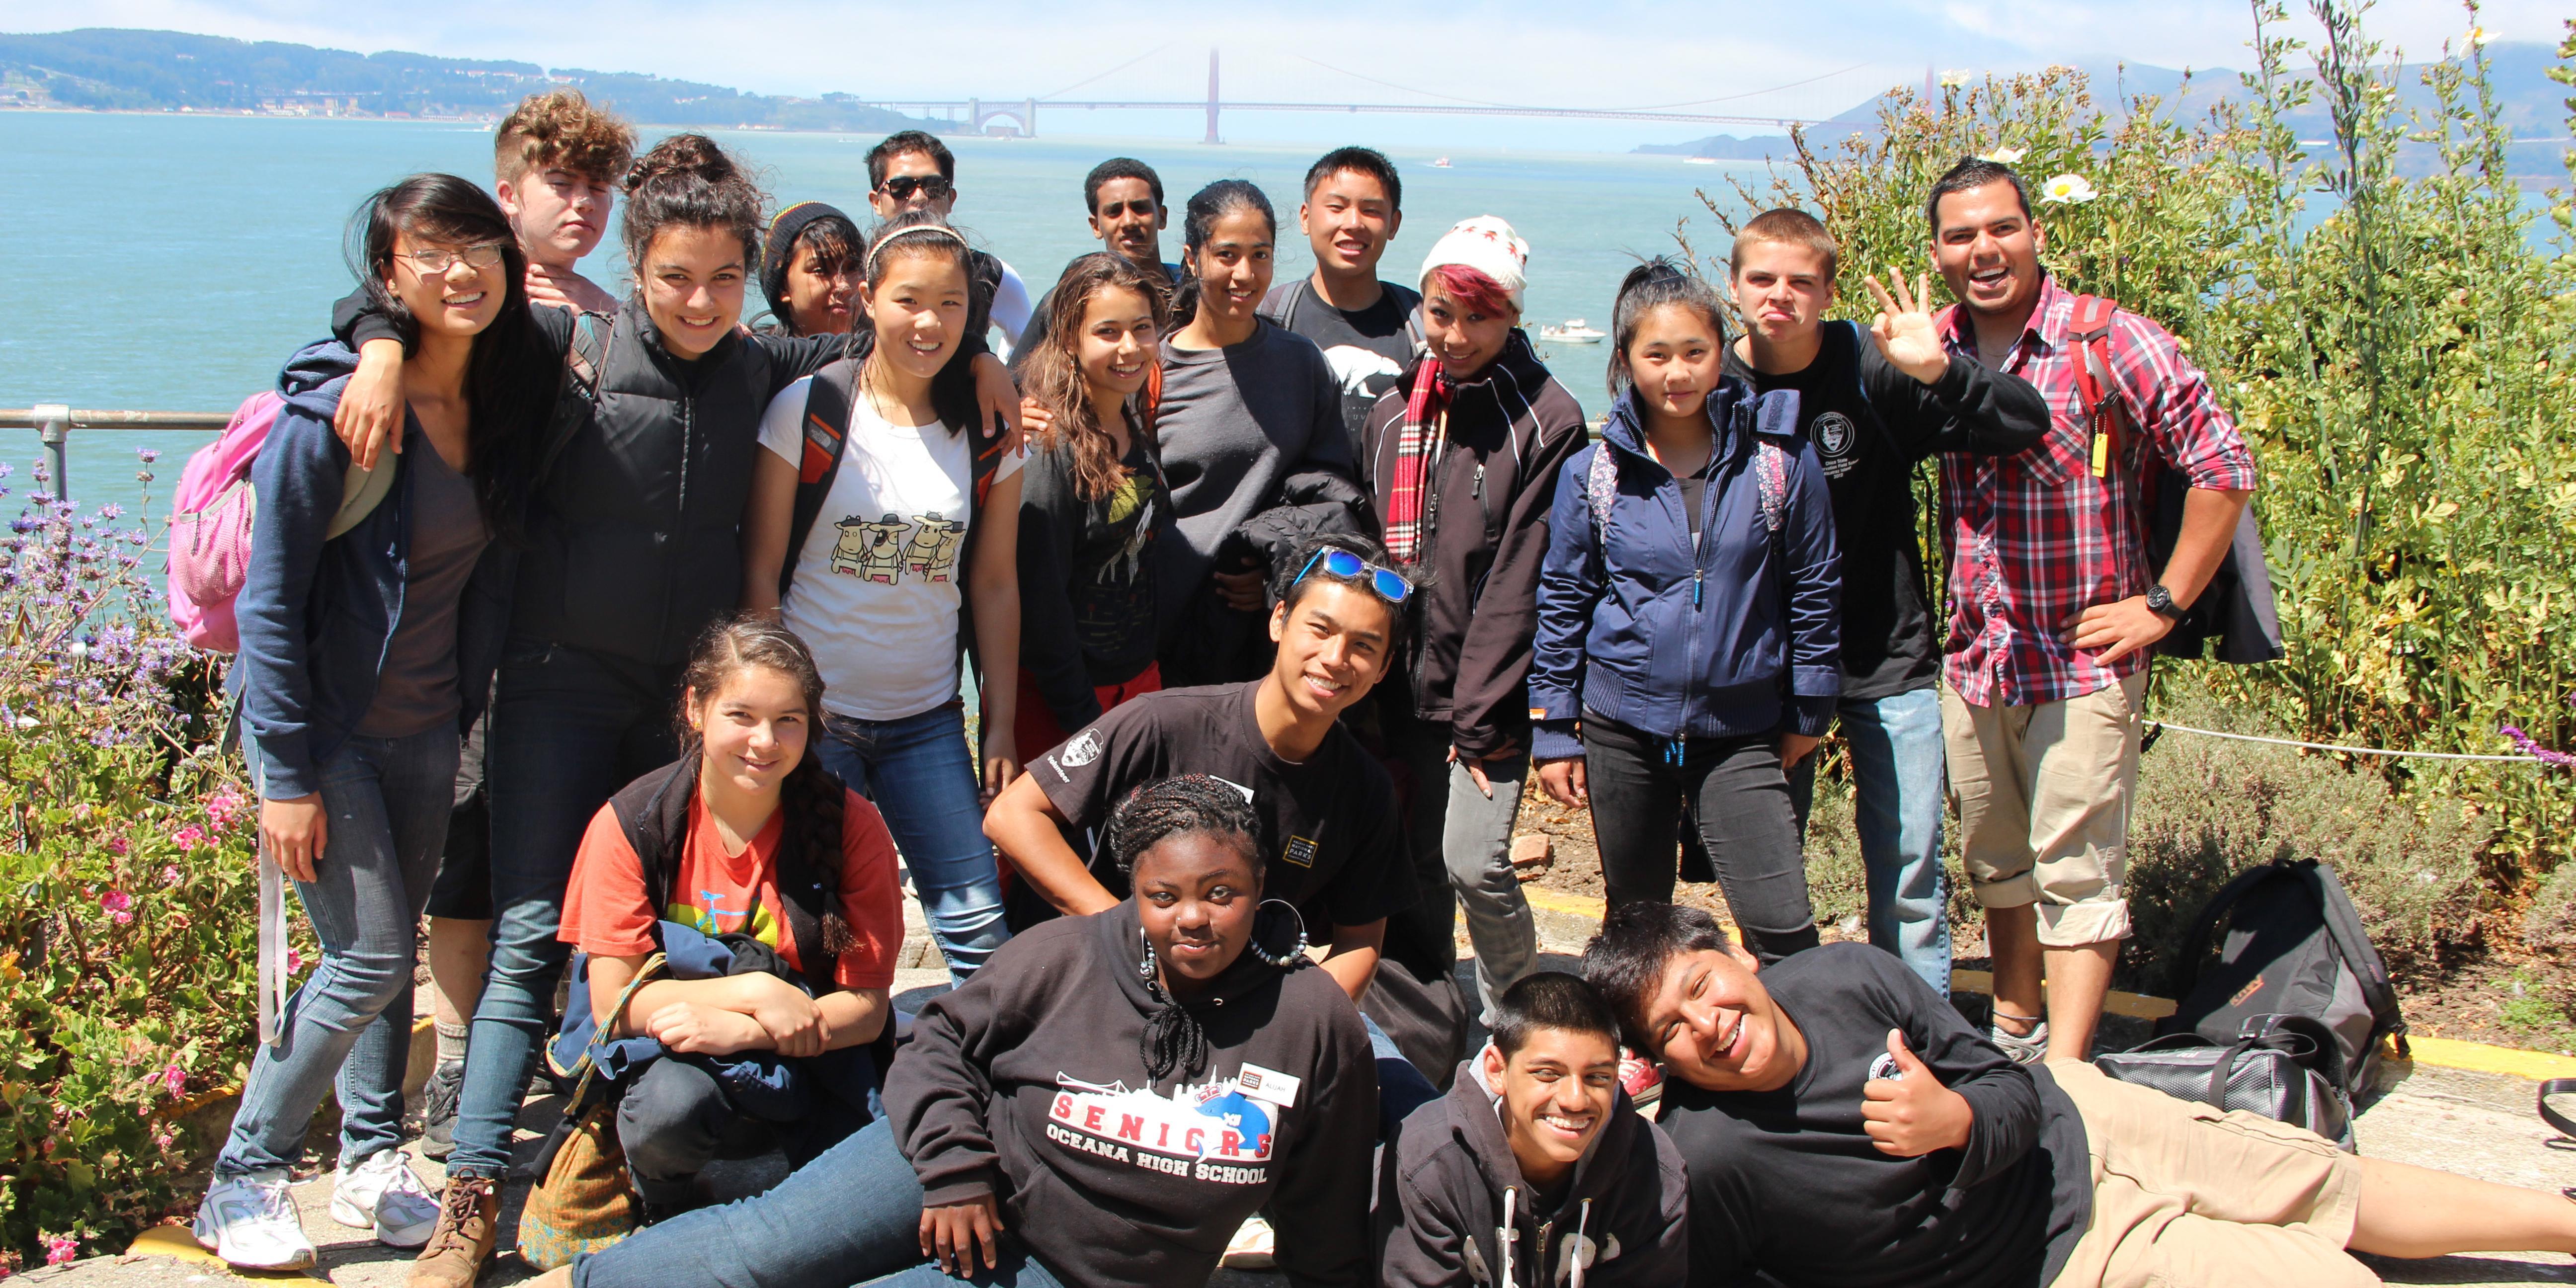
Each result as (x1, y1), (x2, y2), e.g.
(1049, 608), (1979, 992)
(1702, 3), (2576, 944)
(0, 456), (297, 1270)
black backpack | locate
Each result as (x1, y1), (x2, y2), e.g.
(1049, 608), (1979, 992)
(2156, 857), (2408, 1104)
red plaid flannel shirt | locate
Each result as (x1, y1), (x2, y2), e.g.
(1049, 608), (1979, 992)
(1937, 277), (2258, 708)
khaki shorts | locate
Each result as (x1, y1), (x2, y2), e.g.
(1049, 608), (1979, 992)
(2047, 1061), (2371, 1288)
(1940, 671), (2147, 946)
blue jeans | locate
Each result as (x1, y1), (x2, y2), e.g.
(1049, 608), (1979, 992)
(448, 642), (683, 1179)
(573, 1117), (1064, 1288)
(1788, 686), (1953, 996)
(815, 705), (1009, 984)
(219, 725), (459, 1175)
(1364, 1013), (1441, 1141)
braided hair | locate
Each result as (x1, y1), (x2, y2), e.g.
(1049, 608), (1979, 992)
(677, 615), (857, 959)
(1105, 773), (1262, 880)
(1108, 775), (1269, 1084)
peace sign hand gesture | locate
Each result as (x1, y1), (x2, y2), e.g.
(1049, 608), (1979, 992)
(1863, 268), (1953, 387)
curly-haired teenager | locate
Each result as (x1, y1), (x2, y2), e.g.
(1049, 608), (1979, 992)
(1012, 252), (1173, 758)
(541, 774), (1377, 1288)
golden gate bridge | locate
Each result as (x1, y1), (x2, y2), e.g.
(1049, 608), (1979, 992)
(857, 48), (1833, 143)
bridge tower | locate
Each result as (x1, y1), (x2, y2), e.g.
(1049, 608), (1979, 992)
(1204, 47), (1219, 144)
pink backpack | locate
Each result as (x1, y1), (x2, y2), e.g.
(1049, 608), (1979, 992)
(167, 391), (395, 652)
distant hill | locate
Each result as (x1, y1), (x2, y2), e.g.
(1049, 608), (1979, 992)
(1638, 45), (2570, 182)
(0, 28), (945, 134)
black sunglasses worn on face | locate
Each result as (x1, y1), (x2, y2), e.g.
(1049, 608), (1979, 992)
(1291, 548), (1413, 604)
(879, 175), (954, 201)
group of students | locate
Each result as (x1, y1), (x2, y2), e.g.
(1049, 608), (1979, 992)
(185, 85), (2576, 1288)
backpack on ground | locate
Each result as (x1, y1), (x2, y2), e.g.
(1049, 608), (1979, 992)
(2150, 857), (2408, 1106)
(2095, 1012), (2356, 1149)
(2062, 293), (2284, 664)
(167, 390), (397, 653)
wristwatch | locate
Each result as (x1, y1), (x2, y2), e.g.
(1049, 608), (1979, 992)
(2144, 583), (2182, 620)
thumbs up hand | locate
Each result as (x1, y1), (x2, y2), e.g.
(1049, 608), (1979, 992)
(1860, 1029), (1974, 1157)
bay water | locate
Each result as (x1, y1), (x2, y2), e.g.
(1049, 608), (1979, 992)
(1, 111), (1763, 521)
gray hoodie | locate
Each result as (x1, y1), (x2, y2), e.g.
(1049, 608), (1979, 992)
(1377, 1056), (1689, 1288)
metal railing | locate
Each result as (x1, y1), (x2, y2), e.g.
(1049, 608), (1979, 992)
(0, 406), (231, 500)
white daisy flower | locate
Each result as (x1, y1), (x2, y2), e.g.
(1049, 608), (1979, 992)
(1939, 69), (1973, 87)
(2038, 172), (2099, 204)
(1983, 147), (2026, 164)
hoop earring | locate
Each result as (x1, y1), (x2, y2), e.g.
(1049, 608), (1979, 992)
(1245, 899), (1310, 969)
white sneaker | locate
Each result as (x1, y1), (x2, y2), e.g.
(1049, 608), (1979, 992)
(330, 1148), (440, 1247)
(195, 1169), (317, 1270)
(1219, 1215), (1276, 1270)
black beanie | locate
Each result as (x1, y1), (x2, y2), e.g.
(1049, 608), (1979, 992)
(760, 201), (862, 325)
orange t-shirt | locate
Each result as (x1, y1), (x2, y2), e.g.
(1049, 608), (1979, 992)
(558, 787), (903, 991)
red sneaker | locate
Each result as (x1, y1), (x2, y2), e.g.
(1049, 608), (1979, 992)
(1617, 1047), (1663, 1108)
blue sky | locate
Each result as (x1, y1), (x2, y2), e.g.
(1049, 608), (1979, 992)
(3, 0), (2564, 150)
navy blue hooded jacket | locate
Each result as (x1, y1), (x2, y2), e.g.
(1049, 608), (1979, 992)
(1528, 380), (1841, 761)
(231, 341), (516, 798)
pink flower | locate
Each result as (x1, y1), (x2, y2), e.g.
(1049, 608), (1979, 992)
(205, 790), (247, 830)
(158, 1063), (185, 1097)
(99, 890), (130, 915)
(152, 1127), (175, 1150)
(169, 824), (206, 851)
(105, 837), (128, 856)
(110, 910), (132, 926)
(70, 803), (91, 821)
(41, 1235), (74, 1266)
(160, 865), (181, 887)
(285, 948), (304, 974)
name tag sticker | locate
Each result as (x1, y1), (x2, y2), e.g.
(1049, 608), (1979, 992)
(1282, 835), (1319, 868)
(1237, 1063), (1301, 1108)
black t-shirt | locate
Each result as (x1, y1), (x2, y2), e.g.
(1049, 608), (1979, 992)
(1259, 277), (1419, 461)
(1030, 681), (1421, 960)
(1661, 944), (2091, 1288)
(1724, 324), (1936, 702)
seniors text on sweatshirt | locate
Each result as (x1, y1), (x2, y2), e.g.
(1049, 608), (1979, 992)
(1378, 1057), (1689, 1287)
(886, 902), (1377, 1288)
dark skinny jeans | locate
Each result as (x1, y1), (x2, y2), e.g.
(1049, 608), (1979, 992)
(1580, 715), (1821, 963)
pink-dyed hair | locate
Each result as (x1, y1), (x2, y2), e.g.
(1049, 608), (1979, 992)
(1425, 263), (1516, 318)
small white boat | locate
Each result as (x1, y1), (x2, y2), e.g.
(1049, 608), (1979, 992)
(1430, 156), (1452, 168)
(1539, 318), (1606, 344)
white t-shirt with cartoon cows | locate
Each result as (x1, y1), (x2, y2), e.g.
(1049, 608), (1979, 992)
(758, 376), (1024, 721)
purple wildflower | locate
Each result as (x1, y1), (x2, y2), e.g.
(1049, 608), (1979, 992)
(2501, 725), (2576, 768)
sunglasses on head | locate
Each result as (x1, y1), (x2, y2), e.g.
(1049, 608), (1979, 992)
(1291, 548), (1413, 604)
(879, 174), (954, 201)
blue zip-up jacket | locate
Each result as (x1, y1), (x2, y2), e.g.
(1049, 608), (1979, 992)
(231, 341), (517, 798)
(1528, 380), (1841, 761)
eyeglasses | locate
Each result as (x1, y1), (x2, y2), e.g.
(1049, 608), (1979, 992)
(878, 174), (955, 202)
(1291, 548), (1413, 603)
(397, 244), (507, 276)
(1095, 198), (1159, 219)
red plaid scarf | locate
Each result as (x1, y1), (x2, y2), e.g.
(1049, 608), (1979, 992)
(1382, 365), (1452, 563)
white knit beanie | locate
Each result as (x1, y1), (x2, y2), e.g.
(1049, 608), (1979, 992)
(1418, 215), (1530, 312)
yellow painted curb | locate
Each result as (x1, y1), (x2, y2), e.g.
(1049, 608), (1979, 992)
(2405, 1035), (2576, 1081)
(1523, 887), (1607, 921)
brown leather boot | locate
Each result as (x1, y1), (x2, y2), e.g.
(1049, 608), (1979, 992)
(409, 1174), (499, 1288)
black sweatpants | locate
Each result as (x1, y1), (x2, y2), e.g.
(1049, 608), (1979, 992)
(1581, 715), (1821, 963)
